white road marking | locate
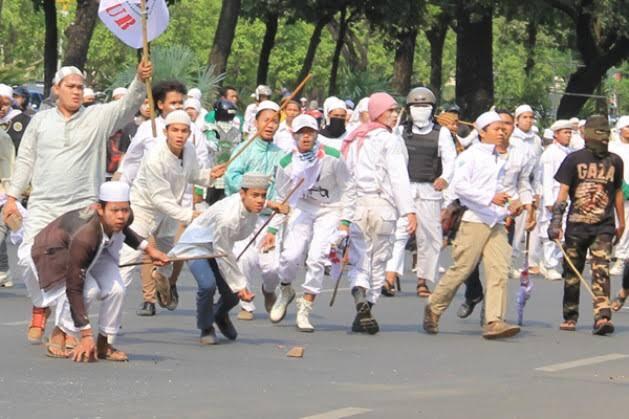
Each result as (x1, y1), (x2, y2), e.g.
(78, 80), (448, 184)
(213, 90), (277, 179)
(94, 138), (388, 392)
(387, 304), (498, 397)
(301, 407), (372, 419)
(535, 353), (629, 372)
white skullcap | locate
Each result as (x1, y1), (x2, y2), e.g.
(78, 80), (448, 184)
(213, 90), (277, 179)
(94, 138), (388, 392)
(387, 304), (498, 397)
(0, 84), (13, 98)
(241, 173), (271, 190)
(569, 117), (579, 125)
(356, 97), (369, 113)
(53, 66), (85, 85)
(184, 98), (201, 112)
(256, 100), (280, 116)
(550, 119), (573, 132)
(164, 109), (191, 127)
(112, 87), (128, 98)
(543, 128), (554, 140)
(99, 181), (130, 202)
(188, 88), (202, 101)
(578, 119), (586, 127)
(292, 114), (319, 132)
(514, 104), (534, 119)
(616, 116), (629, 130)
(323, 96), (347, 116)
(83, 88), (95, 99)
(475, 111), (502, 130)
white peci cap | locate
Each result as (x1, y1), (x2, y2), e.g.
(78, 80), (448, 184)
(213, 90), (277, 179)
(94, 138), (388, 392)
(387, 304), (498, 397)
(514, 104), (534, 119)
(256, 100), (280, 116)
(550, 119), (573, 132)
(99, 181), (130, 202)
(184, 98), (201, 112)
(241, 173), (271, 190)
(164, 109), (192, 127)
(475, 111), (502, 130)
(53, 66), (85, 85)
(0, 84), (13, 98)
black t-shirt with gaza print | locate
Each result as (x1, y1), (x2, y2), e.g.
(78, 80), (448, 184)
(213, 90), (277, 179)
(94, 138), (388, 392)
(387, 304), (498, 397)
(554, 148), (624, 237)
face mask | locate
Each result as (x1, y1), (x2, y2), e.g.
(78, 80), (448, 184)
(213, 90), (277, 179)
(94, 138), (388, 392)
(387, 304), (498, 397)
(410, 106), (433, 128)
(585, 139), (609, 158)
(325, 117), (346, 138)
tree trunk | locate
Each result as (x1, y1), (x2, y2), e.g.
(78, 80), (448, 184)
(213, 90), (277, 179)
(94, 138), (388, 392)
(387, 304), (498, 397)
(455, 2), (494, 120)
(524, 19), (537, 78)
(425, 13), (449, 100)
(391, 28), (417, 95)
(256, 12), (279, 86)
(208, 0), (242, 75)
(62, 0), (99, 70)
(43, 0), (58, 96)
(298, 15), (332, 85)
(328, 8), (348, 96)
(328, 22), (367, 73)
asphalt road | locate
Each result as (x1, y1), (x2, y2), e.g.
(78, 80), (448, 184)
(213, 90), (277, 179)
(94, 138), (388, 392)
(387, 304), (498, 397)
(1, 252), (628, 419)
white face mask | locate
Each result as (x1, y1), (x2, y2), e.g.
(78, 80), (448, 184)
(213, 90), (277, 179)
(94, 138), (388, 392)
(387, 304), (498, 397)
(410, 105), (433, 128)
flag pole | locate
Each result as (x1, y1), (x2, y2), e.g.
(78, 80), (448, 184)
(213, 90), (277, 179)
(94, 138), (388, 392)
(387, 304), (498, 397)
(140, 0), (157, 137)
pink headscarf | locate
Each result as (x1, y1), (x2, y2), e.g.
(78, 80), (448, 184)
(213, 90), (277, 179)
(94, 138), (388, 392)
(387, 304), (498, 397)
(341, 92), (397, 157)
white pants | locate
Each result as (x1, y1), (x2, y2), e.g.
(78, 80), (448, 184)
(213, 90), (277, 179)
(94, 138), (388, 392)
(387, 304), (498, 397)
(278, 205), (340, 295)
(234, 215), (281, 312)
(0, 217), (18, 284)
(513, 209), (542, 267)
(385, 198), (442, 282)
(119, 208), (177, 288)
(614, 201), (629, 259)
(56, 250), (125, 339)
(19, 243), (66, 308)
(538, 206), (563, 270)
(347, 197), (397, 305)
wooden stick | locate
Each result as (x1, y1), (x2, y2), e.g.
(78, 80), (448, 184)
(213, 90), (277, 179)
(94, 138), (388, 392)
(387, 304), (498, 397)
(226, 73), (313, 168)
(555, 239), (597, 300)
(119, 253), (226, 268)
(140, 0), (157, 137)
(236, 178), (305, 261)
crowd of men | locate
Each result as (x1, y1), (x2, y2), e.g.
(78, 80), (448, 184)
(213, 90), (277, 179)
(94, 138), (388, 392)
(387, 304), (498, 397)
(1, 60), (629, 363)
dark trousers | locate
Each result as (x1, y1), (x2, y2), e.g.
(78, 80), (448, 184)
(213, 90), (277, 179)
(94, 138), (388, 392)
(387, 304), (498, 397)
(188, 258), (239, 331)
(562, 233), (612, 322)
(462, 222), (515, 302)
(622, 262), (629, 290)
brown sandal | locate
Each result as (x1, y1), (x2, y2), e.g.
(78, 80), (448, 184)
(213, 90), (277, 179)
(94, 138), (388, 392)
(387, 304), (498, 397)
(611, 292), (627, 312)
(559, 320), (576, 331)
(416, 279), (431, 298)
(97, 345), (129, 362)
(382, 280), (397, 297)
(46, 342), (69, 359)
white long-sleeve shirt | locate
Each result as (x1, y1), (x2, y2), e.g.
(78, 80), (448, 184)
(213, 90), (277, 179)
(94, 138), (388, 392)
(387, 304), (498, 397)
(452, 142), (509, 227)
(510, 127), (544, 196)
(318, 131), (348, 152)
(345, 128), (415, 216)
(8, 77), (145, 243)
(398, 123), (457, 200)
(609, 140), (629, 184)
(540, 142), (572, 208)
(273, 121), (295, 152)
(498, 145), (534, 205)
(170, 193), (258, 292)
(130, 140), (213, 226)
(118, 116), (210, 184)
(0, 130), (15, 181)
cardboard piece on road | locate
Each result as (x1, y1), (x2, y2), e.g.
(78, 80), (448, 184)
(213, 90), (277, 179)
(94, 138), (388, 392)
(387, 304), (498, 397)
(287, 346), (304, 358)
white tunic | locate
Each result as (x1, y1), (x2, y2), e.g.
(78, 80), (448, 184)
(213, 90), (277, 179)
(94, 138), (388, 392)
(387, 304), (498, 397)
(317, 131), (348, 152)
(8, 77), (146, 243)
(273, 121), (295, 152)
(130, 140), (213, 225)
(171, 193), (258, 292)
(118, 115), (210, 184)
(452, 142), (509, 227)
(609, 140), (629, 184)
(510, 127), (544, 196)
(540, 142), (572, 208)
(345, 128), (415, 216)
(0, 129), (15, 181)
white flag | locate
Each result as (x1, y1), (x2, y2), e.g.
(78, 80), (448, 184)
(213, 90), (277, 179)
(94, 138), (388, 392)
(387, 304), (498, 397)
(98, 0), (169, 49)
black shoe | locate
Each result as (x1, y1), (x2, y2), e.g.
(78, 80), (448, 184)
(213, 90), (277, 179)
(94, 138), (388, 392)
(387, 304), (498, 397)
(456, 296), (483, 319)
(136, 301), (155, 316)
(165, 285), (179, 311)
(351, 302), (379, 335)
(215, 313), (238, 340)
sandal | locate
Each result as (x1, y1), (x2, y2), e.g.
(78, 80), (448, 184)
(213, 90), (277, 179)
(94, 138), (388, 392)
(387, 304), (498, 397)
(593, 318), (615, 336)
(611, 292), (627, 312)
(559, 320), (576, 331)
(46, 342), (69, 359)
(97, 345), (129, 362)
(382, 281), (396, 297)
(416, 279), (431, 298)
(27, 306), (50, 345)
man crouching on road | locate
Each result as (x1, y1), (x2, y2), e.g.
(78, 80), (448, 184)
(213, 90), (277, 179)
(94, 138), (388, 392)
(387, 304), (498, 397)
(33, 182), (168, 361)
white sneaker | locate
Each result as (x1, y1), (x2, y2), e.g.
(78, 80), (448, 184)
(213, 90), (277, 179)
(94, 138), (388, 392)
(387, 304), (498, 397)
(296, 297), (314, 332)
(269, 284), (295, 323)
(610, 260), (624, 276)
(544, 268), (562, 281)
(0, 279), (13, 288)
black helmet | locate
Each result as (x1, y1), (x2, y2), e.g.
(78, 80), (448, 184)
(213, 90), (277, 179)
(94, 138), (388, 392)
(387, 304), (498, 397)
(445, 103), (461, 114)
(214, 98), (237, 122)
